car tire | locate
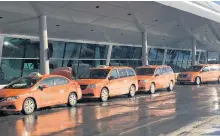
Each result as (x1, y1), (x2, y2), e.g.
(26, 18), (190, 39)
(150, 83), (156, 94)
(128, 85), (136, 97)
(22, 98), (36, 115)
(100, 88), (109, 102)
(217, 77), (220, 83)
(67, 92), (77, 107)
(167, 81), (174, 91)
(195, 77), (201, 85)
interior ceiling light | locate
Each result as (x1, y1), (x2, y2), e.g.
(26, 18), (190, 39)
(205, 31), (207, 33)
(128, 13), (131, 16)
(96, 6), (99, 8)
(91, 29), (94, 32)
(155, 20), (158, 22)
(56, 25), (59, 26)
(163, 39), (165, 40)
(0, 17), (3, 19)
(177, 24), (179, 27)
(121, 33), (123, 35)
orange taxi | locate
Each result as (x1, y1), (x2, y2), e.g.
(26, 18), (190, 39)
(136, 65), (176, 94)
(177, 64), (220, 85)
(0, 67), (82, 115)
(77, 66), (138, 102)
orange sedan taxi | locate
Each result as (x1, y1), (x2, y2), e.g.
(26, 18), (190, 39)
(136, 65), (176, 94)
(77, 66), (138, 102)
(0, 69), (82, 115)
(177, 64), (220, 85)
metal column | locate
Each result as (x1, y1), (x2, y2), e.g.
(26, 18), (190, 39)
(39, 15), (49, 74)
(0, 35), (4, 65)
(162, 49), (167, 65)
(141, 32), (148, 65)
(192, 42), (197, 65)
(197, 51), (201, 64)
(106, 45), (112, 66)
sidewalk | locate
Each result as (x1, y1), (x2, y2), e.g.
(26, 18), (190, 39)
(166, 115), (220, 136)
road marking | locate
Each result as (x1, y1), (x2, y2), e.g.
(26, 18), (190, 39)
(119, 117), (174, 135)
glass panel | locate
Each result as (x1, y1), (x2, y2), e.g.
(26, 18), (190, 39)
(38, 78), (54, 87)
(64, 42), (81, 60)
(2, 37), (26, 58)
(50, 41), (65, 59)
(1, 59), (22, 82)
(79, 43), (108, 59)
(25, 40), (40, 58)
(49, 59), (63, 70)
(109, 70), (119, 79)
(22, 59), (40, 77)
(54, 77), (68, 85)
(110, 60), (142, 68)
(127, 69), (135, 76)
(111, 46), (141, 59)
(156, 49), (164, 60)
(118, 69), (127, 77)
(148, 48), (157, 60)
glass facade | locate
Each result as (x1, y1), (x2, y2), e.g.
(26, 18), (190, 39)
(0, 36), (206, 84)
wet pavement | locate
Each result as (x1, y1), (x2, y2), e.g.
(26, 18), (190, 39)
(1, 83), (220, 136)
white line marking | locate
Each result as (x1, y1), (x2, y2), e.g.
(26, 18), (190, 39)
(119, 117), (174, 135)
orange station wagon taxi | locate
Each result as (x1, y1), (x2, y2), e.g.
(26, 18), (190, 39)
(177, 64), (220, 85)
(77, 66), (138, 102)
(136, 65), (176, 94)
(0, 68), (82, 115)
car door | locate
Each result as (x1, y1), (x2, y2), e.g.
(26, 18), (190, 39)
(153, 68), (166, 89)
(107, 69), (120, 96)
(200, 66), (210, 82)
(36, 77), (56, 107)
(53, 77), (70, 104)
(118, 69), (130, 94)
(209, 65), (219, 81)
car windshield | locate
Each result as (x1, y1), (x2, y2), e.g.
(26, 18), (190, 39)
(186, 66), (203, 72)
(79, 69), (110, 79)
(136, 68), (155, 75)
(4, 77), (41, 89)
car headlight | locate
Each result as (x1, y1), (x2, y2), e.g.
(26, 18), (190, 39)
(6, 96), (19, 101)
(87, 84), (96, 88)
(140, 80), (148, 83)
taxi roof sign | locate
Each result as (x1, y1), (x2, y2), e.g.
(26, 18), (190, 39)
(28, 72), (42, 77)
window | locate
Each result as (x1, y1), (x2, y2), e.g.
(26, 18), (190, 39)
(210, 66), (218, 71)
(127, 69), (135, 76)
(4, 77), (41, 89)
(54, 77), (69, 85)
(118, 69), (127, 78)
(161, 67), (167, 74)
(38, 78), (54, 87)
(136, 68), (155, 76)
(202, 66), (209, 72)
(109, 70), (119, 79)
(155, 68), (162, 75)
(79, 69), (110, 79)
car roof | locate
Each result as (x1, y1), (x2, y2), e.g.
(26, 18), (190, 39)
(192, 64), (219, 67)
(137, 65), (169, 69)
(90, 66), (134, 70)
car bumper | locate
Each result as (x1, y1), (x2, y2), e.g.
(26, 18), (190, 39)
(81, 88), (100, 98)
(138, 82), (151, 91)
(0, 100), (22, 112)
(177, 78), (194, 83)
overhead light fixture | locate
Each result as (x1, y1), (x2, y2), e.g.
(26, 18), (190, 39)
(91, 29), (94, 32)
(56, 25), (60, 27)
(177, 24), (179, 27)
(155, 20), (158, 22)
(205, 31), (207, 33)
(96, 5), (100, 8)
(128, 13), (131, 16)
(0, 17), (3, 19)
(121, 33), (123, 35)
(163, 39), (165, 40)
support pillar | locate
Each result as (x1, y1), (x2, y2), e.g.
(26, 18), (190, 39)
(39, 15), (49, 74)
(197, 51), (201, 64)
(162, 49), (167, 65)
(192, 40), (197, 65)
(0, 35), (4, 65)
(205, 51), (208, 63)
(141, 32), (148, 65)
(106, 45), (112, 66)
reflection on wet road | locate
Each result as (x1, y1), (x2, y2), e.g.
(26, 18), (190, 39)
(1, 84), (220, 136)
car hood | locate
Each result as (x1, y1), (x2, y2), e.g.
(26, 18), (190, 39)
(76, 79), (106, 85)
(137, 75), (154, 80)
(179, 72), (199, 75)
(0, 88), (30, 97)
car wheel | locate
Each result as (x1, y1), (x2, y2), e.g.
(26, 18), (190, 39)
(22, 98), (36, 115)
(128, 85), (136, 97)
(217, 77), (220, 83)
(100, 88), (109, 102)
(68, 92), (77, 107)
(150, 83), (156, 94)
(195, 77), (201, 85)
(167, 81), (173, 91)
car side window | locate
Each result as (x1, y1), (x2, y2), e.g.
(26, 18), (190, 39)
(118, 69), (128, 78)
(38, 78), (54, 87)
(202, 66), (209, 72)
(161, 68), (167, 74)
(155, 68), (162, 75)
(127, 69), (135, 76)
(109, 70), (119, 79)
(54, 77), (69, 86)
(210, 66), (218, 71)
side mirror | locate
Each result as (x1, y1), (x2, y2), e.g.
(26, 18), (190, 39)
(155, 74), (159, 77)
(38, 85), (48, 91)
(108, 76), (115, 80)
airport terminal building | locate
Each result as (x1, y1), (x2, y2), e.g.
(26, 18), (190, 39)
(0, 1), (220, 83)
